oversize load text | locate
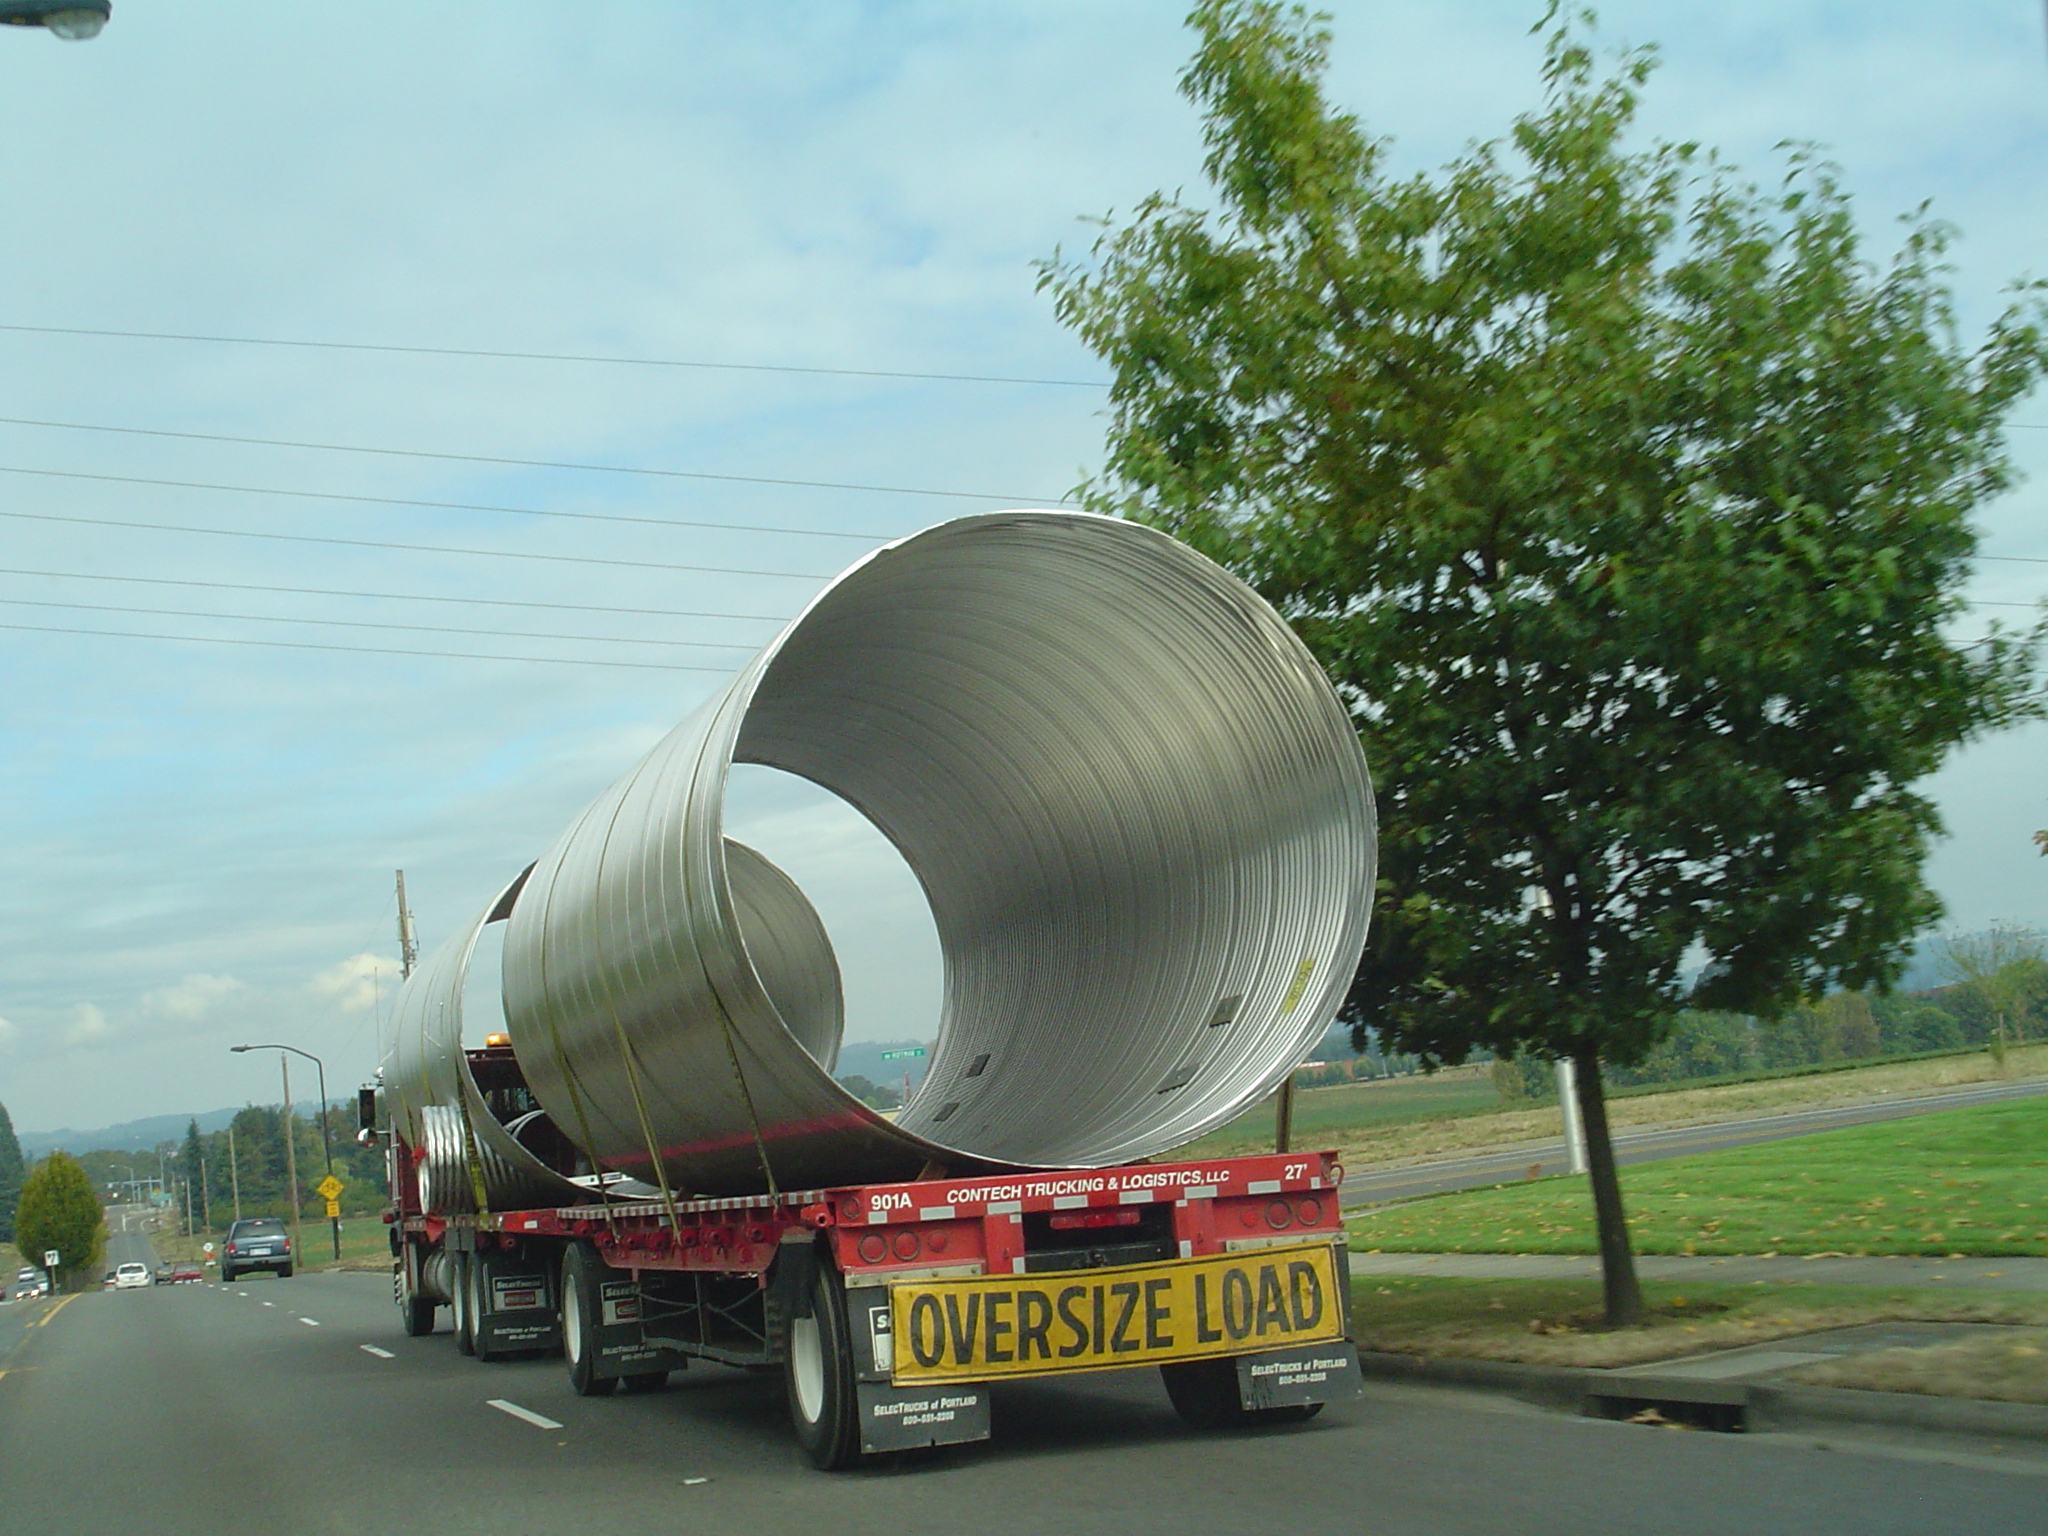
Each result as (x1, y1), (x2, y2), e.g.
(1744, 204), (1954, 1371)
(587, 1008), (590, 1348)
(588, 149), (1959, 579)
(889, 1243), (1342, 1382)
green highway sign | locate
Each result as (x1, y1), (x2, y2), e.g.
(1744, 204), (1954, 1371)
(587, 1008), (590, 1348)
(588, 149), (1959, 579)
(879, 1048), (927, 1061)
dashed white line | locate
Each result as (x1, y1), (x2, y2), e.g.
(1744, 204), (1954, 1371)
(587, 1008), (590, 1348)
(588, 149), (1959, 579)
(299, 1317), (321, 1327)
(360, 1344), (395, 1359)
(487, 1399), (564, 1431)
(261, 1301), (276, 1308)
(683, 1477), (709, 1486)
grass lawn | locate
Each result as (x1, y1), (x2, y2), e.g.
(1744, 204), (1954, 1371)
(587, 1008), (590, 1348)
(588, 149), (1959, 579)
(1182, 1044), (2048, 1169)
(1179, 1067), (1501, 1157)
(1347, 1273), (2048, 1370)
(1348, 1096), (2048, 1258)
(146, 1217), (392, 1272)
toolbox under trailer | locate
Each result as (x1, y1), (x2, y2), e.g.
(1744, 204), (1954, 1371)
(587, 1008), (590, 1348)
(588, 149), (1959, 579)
(386, 1134), (1362, 1469)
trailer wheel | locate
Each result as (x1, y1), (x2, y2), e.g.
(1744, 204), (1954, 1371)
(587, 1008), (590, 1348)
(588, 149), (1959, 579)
(397, 1251), (437, 1336)
(560, 1243), (616, 1397)
(1161, 1358), (1323, 1431)
(452, 1252), (476, 1356)
(784, 1258), (861, 1470)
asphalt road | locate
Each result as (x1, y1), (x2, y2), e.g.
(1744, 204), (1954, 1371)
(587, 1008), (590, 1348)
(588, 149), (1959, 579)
(0, 1268), (2041, 1535)
(1339, 1077), (2048, 1208)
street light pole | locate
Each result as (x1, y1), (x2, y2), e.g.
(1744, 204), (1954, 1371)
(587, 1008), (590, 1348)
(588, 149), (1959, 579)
(232, 1043), (339, 1262)
(0, 3), (112, 40)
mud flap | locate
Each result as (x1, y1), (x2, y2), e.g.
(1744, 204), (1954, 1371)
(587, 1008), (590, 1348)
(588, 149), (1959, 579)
(1236, 1342), (1363, 1410)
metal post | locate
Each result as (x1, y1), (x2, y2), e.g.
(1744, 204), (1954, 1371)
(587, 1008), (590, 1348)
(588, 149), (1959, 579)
(1556, 1057), (1588, 1175)
(1274, 1073), (1297, 1154)
(281, 1057), (303, 1268)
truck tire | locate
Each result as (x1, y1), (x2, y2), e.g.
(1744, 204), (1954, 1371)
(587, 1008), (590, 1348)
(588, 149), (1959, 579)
(1161, 1358), (1323, 1431)
(452, 1252), (476, 1357)
(560, 1243), (616, 1397)
(398, 1255), (437, 1337)
(784, 1258), (861, 1471)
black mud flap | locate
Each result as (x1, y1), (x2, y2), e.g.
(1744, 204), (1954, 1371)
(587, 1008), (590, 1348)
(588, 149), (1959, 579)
(473, 1249), (561, 1356)
(588, 1275), (691, 1381)
(855, 1380), (992, 1454)
(1236, 1342), (1364, 1410)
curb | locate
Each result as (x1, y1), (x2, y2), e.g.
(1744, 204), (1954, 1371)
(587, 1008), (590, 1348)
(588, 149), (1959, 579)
(1355, 1349), (2048, 1442)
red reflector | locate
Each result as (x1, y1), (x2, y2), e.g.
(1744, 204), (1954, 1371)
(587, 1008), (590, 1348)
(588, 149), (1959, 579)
(1048, 1208), (1143, 1231)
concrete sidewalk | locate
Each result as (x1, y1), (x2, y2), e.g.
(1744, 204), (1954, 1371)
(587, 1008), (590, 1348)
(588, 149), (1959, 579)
(1348, 1250), (2048, 1290)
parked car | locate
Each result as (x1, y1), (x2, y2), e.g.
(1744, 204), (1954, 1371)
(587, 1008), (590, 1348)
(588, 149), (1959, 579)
(169, 1262), (205, 1285)
(101, 1270), (118, 1290)
(114, 1262), (153, 1290)
(220, 1217), (293, 1280)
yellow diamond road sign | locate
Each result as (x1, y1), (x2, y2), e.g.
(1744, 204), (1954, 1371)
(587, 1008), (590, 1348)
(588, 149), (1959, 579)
(316, 1175), (345, 1201)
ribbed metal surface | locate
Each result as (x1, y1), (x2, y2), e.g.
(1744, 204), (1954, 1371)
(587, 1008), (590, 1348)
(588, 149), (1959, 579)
(387, 845), (843, 1212)
(497, 511), (1375, 1197)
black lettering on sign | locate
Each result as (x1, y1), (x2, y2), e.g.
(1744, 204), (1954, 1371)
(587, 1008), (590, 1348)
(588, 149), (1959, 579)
(1287, 1260), (1324, 1331)
(1221, 1268), (1254, 1341)
(1194, 1273), (1223, 1343)
(945, 1292), (982, 1366)
(1017, 1289), (1054, 1361)
(1108, 1281), (1142, 1353)
(1091, 1284), (1106, 1355)
(985, 1291), (1014, 1363)
(909, 1293), (945, 1369)
(1143, 1277), (1174, 1350)
(1055, 1285), (1090, 1358)
(1256, 1263), (1290, 1335)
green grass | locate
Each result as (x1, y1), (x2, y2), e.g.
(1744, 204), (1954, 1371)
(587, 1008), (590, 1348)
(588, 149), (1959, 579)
(1347, 1273), (2048, 1369)
(146, 1218), (392, 1272)
(1348, 1097), (2048, 1258)
(1180, 1071), (1502, 1155)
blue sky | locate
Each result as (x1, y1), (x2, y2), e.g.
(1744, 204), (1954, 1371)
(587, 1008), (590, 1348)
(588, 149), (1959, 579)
(1, 1), (2043, 1134)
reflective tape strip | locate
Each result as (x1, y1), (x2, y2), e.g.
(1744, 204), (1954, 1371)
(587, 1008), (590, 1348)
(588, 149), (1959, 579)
(919, 1206), (957, 1222)
(1247, 1180), (1282, 1195)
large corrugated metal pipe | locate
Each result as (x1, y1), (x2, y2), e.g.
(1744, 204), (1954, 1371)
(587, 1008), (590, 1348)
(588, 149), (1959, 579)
(396, 511), (1375, 1201)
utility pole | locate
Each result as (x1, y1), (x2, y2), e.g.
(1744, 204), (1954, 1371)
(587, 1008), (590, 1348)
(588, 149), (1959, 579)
(396, 868), (419, 979)
(280, 1057), (303, 1266)
(198, 1153), (211, 1231)
(227, 1121), (242, 1221)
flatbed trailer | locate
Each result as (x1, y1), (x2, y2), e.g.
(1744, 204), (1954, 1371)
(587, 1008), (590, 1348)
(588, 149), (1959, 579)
(383, 1133), (1363, 1468)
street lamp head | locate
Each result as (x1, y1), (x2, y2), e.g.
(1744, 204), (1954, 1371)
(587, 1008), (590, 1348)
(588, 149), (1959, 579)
(229, 1045), (252, 1053)
(0, 2), (111, 39)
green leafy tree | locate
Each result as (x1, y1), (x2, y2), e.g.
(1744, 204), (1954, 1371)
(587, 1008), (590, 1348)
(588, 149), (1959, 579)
(1933, 924), (2048, 1062)
(0, 1103), (23, 1244)
(1041, 1), (2046, 1321)
(14, 1153), (106, 1288)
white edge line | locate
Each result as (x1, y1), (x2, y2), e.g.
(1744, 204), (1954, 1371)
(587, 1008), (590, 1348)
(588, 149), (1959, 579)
(487, 1398), (564, 1431)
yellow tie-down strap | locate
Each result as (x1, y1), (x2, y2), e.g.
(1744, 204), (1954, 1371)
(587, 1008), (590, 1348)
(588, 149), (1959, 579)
(889, 1240), (1344, 1384)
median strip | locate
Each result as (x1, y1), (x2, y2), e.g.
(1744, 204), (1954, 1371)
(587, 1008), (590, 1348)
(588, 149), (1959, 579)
(487, 1399), (564, 1431)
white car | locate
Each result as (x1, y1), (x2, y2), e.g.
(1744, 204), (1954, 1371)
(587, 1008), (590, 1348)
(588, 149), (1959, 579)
(114, 1262), (152, 1289)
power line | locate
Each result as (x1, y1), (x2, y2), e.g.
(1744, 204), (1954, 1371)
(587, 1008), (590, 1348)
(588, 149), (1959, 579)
(0, 565), (789, 622)
(0, 506), (837, 580)
(0, 322), (1112, 389)
(0, 595), (762, 651)
(0, 464), (893, 542)
(0, 619), (724, 672)
(1981, 554), (2048, 565)
(0, 416), (1078, 505)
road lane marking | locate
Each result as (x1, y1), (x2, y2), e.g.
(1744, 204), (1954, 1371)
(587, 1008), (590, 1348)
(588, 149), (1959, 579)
(299, 1317), (321, 1327)
(684, 1477), (709, 1486)
(262, 1301), (276, 1307)
(360, 1345), (394, 1359)
(35, 1296), (78, 1328)
(487, 1399), (564, 1431)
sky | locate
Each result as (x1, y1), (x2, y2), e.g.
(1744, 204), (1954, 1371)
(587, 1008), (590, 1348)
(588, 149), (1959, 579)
(1, 1), (2043, 1136)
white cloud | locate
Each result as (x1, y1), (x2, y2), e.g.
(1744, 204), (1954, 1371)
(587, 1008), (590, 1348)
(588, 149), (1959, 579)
(62, 1003), (112, 1048)
(140, 972), (244, 1022)
(310, 952), (403, 1015)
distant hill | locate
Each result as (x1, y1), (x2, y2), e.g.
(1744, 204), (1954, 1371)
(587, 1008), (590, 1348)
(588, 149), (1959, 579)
(18, 1103), (335, 1157)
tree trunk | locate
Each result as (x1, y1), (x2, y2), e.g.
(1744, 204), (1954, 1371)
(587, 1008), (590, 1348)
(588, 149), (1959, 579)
(1571, 1047), (1644, 1327)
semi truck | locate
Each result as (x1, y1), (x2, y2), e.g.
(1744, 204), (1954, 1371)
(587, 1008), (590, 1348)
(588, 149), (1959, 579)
(367, 510), (1376, 1468)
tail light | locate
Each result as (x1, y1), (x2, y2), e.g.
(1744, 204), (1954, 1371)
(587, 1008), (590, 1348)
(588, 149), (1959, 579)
(1048, 1208), (1143, 1232)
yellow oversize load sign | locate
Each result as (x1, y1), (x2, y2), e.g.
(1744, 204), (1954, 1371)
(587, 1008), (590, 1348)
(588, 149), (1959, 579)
(890, 1241), (1343, 1384)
